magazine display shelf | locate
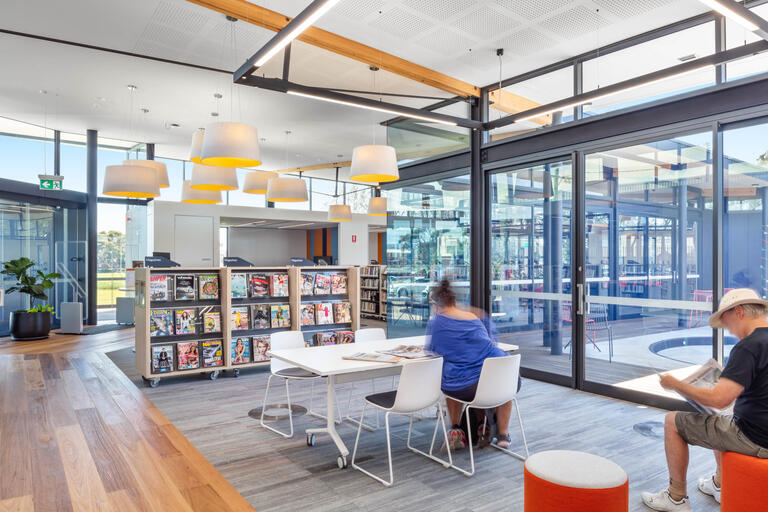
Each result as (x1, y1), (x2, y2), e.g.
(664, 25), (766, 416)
(360, 264), (386, 321)
(135, 266), (360, 386)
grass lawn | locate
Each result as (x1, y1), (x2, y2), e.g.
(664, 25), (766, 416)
(98, 272), (126, 306)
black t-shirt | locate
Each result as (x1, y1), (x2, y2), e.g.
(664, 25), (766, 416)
(721, 327), (768, 448)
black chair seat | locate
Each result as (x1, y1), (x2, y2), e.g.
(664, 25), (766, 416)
(364, 390), (397, 410)
(275, 367), (319, 379)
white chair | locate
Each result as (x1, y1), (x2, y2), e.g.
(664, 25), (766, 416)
(345, 328), (388, 430)
(260, 331), (340, 438)
(351, 357), (452, 487)
(447, 354), (528, 477)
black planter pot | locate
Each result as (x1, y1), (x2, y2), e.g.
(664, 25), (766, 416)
(9, 311), (52, 341)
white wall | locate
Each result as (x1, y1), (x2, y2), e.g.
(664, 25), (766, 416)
(368, 232), (379, 263)
(229, 227), (306, 266)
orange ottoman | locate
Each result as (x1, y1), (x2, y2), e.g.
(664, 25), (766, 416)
(524, 450), (628, 512)
(722, 451), (768, 512)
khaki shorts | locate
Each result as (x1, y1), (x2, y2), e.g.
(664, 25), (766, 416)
(675, 412), (768, 458)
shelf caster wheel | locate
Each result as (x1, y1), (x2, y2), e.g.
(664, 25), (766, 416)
(208, 370), (220, 381)
(337, 455), (348, 469)
(306, 434), (316, 447)
(142, 377), (160, 388)
(233, 369), (240, 378)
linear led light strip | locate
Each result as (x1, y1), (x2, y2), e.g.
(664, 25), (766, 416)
(277, 222), (316, 229)
(516, 64), (714, 122)
(287, 90), (458, 126)
(699, 0), (759, 31)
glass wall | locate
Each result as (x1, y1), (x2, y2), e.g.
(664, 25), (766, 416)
(384, 174), (470, 338)
(0, 131), (55, 186)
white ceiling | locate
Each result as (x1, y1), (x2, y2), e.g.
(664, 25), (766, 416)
(0, 0), (711, 177)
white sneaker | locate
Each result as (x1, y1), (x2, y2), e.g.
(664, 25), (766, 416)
(698, 475), (721, 503)
(641, 489), (691, 511)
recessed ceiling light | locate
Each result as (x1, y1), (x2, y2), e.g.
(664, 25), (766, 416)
(678, 53), (697, 62)
(127, 84), (138, 91)
(211, 112), (219, 117)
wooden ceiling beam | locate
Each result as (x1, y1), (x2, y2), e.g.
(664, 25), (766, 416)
(489, 89), (551, 126)
(186, 0), (480, 98)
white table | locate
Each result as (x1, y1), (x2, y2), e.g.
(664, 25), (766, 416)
(269, 335), (519, 468)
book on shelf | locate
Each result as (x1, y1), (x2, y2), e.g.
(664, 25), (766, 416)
(337, 330), (355, 344)
(149, 309), (174, 336)
(270, 273), (289, 297)
(174, 274), (196, 300)
(249, 273), (269, 297)
(270, 304), (291, 328)
(315, 302), (333, 325)
(201, 340), (224, 367)
(331, 273), (347, 295)
(251, 304), (271, 329)
(174, 309), (196, 335)
(313, 332), (338, 346)
(149, 274), (170, 301)
(313, 273), (331, 295)
(198, 274), (220, 300)
(151, 344), (175, 373)
(342, 352), (401, 364)
(377, 345), (437, 359)
(301, 273), (315, 295)
(333, 301), (352, 324)
(253, 335), (271, 361)
(176, 341), (199, 370)
(202, 310), (221, 334)
(231, 306), (250, 331)
(300, 304), (315, 326)
(231, 273), (248, 298)
(231, 337), (251, 365)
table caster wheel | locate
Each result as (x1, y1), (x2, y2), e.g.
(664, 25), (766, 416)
(208, 370), (220, 381)
(142, 377), (160, 388)
(233, 369), (240, 378)
(337, 455), (348, 469)
(306, 434), (316, 446)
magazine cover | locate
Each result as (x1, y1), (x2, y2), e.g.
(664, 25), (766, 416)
(174, 274), (196, 300)
(151, 344), (174, 374)
(231, 337), (251, 365)
(301, 273), (315, 295)
(203, 310), (221, 333)
(231, 273), (248, 298)
(315, 302), (333, 325)
(231, 306), (250, 331)
(300, 304), (315, 326)
(270, 273), (289, 297)
(337, 330), (355, 344)
(331, 273), (348, 295)
(313, 274), (331, 295)
(149, 274), (169, 301)
(198, 274), (220, 300)
(250, 273), (269, 297)
(201, 340), (224, 367)
(175, 309), (196, 335)
(149, 309), (173, 336)
(333, 302), (352, 324)
(313, 332), (337, 346)
(253, 335), (271, 361)
(252, 304), (271, 329)
(176, 342), (199, 370)
(271, 304), (291, 328)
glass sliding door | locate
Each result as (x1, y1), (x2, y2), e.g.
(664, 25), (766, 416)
(582, 132), (716, 395)
(490, 159), (573, 379)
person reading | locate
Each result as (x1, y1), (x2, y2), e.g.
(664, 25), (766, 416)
(642, 288), (768, 511)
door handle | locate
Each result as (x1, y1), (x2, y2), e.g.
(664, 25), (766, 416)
(576, 283), (585, 315)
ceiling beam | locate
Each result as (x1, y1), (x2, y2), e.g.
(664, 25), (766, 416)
(186, 0), (480, 98)
(488, 89), (551, 126)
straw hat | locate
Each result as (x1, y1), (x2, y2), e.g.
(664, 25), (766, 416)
(709, 288), (768, 328)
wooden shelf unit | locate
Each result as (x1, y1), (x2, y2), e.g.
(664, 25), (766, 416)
(360, 264), (387, 321)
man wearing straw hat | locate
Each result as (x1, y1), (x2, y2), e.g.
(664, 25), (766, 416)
(642, 289), (768, 511)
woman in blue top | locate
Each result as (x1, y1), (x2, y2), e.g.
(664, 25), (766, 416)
(425, 279), (514, 451)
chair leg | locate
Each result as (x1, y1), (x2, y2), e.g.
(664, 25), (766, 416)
(345, 378), (378, 432)
(351, 404), (394, 487)
(406, 401), (452, 468)
(448, 405), (476, 477)
(259, 375), (294, 438)
(490, 398), (528, 461)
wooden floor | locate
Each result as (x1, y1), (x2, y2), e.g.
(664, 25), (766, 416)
(0, 327), (721, 512)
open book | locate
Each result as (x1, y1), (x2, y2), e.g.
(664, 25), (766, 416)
(342, 352), (402, 364)
(376, 345), (438, 359)
(673, 359), (734, 416)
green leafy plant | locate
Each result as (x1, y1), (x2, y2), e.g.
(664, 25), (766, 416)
(1, 257), (61, 311)
(28, 304), (55, 314)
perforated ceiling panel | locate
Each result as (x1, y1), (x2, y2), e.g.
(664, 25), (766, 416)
(592, 0), (677, 19)
(493, 0), (575, 20)
(415, 27), (477, 55)
(451, 5), (520, 40)
(494, 27), (559, 57)
(540, 5), (608, 39)
(151, 1), (209, 35)
(369, 7), (431, 39)
(333, 0), (386, 20)
(401, 0), (478, 22)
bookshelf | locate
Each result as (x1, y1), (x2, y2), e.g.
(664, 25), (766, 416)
(360, 264), (387, 321)
(294, 266), (360, 346)
(135, 265), (360, 386)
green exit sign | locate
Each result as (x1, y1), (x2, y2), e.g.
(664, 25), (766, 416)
(38, 174), (63, 190)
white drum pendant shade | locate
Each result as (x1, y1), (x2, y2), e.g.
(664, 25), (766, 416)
(181, 180), (221, 204)
(368, 196), (387, 216)
(190, 163), (238, 191)
(123, 159), (169, 188)
(189, 128), (205, 163)
(103, 164), (159, 198)
(200, 122), (261, 167)
(243, 170), (277, 194)
(266, 176), (308, 202)
(328, 204), (352, 221)
(350, 145), (399, 183)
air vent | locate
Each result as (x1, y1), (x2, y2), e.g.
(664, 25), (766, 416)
(678, 53), (698, 62)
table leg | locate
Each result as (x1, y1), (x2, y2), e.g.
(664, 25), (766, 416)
(306, 374), (349, 467)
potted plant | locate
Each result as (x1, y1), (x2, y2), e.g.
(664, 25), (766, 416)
(2, 257), (61, 340)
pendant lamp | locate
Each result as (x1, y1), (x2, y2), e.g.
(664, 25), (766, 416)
(189, 128), (205, 163)
(367, 196), (387, 216)
(266, 176), (308, 202)
(328, 204), (352, 221)
(181, 180), (221, 204)
(103, 164), (159, 198)
(200, 122), (261, 167)
(190, 163), (238, 191)
(123, 159), (168, 188)
(349, 145), (399, 183)
(243, 170), (277, 194)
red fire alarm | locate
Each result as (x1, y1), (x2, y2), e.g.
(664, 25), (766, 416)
(352, 235), (357, 242)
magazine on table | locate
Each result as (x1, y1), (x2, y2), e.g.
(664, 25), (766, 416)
(669, 358), (734, 416)
(376, 345), (438, 359)
(342, 352), (402, 364)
